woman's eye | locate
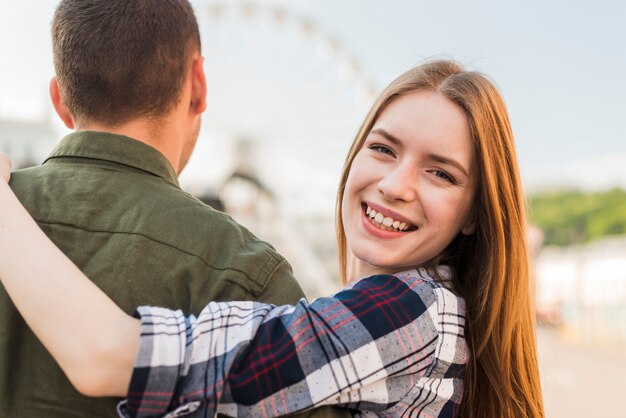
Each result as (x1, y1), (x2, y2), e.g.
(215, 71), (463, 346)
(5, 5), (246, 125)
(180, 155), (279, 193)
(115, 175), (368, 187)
(369, 144), (395, 157)
(433, 170), (456, 184)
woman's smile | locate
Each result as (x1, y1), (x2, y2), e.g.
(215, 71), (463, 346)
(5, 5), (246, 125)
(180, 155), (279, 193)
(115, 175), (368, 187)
(362, 202), (418, 234)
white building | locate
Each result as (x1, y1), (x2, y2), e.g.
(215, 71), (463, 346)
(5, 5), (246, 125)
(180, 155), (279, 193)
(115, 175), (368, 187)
(535, 236), (626, 343)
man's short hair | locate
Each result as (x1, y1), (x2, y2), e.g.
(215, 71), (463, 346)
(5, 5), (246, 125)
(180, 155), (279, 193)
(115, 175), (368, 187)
(52, 0), (201, 126)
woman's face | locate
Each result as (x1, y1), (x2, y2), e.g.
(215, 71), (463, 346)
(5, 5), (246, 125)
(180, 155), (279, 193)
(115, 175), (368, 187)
(342, 90), (478, 280)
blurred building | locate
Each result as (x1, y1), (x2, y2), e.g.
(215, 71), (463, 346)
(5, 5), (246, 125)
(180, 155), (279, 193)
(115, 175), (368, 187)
(0, 117), (56, 168)
(535, 236), (626, 344)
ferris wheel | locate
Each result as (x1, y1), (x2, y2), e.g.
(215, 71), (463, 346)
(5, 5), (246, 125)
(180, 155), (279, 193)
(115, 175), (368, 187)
(180, 1), (379, 294)
(182, 0), (379, 217)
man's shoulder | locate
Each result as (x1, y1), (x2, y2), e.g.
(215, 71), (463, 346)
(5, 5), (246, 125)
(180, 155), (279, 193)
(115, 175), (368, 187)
(9, 163), (302, 303)
(11, 160), (237, 233)
(147, 191), (304, 302)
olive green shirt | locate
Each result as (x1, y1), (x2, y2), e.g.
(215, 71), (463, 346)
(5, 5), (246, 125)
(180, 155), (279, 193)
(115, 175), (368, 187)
(1, 131), (349, 418)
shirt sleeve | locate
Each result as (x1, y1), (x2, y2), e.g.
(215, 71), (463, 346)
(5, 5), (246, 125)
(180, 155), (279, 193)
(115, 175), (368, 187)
(117, 273), (467, 418)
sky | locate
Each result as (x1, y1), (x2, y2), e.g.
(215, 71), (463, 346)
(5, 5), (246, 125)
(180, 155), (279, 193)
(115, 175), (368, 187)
(1, 0), (625, 216)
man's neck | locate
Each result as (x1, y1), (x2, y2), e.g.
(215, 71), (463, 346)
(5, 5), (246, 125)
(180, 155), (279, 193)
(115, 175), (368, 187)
(76, 119), (184, 174)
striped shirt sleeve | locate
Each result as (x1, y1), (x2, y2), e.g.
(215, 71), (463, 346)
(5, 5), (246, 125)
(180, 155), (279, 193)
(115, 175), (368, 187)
(117, 268), (467, 418)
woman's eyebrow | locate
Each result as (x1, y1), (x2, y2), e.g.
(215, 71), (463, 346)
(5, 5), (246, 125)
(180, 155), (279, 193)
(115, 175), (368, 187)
(369, 128), (402, 146)
(427, 153), (469, 177)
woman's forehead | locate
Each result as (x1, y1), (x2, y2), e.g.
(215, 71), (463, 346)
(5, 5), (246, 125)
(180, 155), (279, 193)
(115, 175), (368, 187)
(370, 91), (474, 161)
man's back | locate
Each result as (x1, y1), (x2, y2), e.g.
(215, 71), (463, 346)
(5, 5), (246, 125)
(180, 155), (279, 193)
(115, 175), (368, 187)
(0, 131), (307, 417)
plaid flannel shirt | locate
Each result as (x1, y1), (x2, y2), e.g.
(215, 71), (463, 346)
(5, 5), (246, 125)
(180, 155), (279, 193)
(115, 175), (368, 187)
(117, 266), (467, 418)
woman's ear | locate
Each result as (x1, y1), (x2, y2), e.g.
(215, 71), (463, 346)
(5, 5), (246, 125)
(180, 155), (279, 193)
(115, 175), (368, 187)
(462, 193), (479, 235)
(461, 219), (476, 235)
(49, 77), (75, 129)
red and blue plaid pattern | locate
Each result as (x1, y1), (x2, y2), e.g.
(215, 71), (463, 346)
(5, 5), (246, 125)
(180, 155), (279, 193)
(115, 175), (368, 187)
(117, 267), (467, 418)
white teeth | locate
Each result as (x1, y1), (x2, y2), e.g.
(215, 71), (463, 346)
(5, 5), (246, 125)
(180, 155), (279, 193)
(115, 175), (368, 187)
(365, 205), (412, 232)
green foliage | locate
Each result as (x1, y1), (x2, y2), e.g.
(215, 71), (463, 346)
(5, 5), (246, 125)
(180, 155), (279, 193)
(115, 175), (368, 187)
(528, 188), (626, 246)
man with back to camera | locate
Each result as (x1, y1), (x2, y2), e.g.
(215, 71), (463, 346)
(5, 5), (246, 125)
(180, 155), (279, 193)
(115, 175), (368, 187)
(0, 1), (349, 417)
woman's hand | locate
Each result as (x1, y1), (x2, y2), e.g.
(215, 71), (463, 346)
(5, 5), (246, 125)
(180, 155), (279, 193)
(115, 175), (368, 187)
(0, 152), (11, 182)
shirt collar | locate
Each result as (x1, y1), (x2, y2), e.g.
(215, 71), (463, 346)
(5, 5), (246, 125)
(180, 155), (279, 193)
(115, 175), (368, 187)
(44, 130), (179, 186)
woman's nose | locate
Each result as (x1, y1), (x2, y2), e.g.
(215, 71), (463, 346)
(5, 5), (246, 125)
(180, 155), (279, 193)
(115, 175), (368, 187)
(377, 164), (418, 202)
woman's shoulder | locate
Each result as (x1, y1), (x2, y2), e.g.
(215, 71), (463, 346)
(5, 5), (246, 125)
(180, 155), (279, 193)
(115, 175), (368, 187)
(393, 265), (464, 304)
(393, 266), (468, 368)
(346, 266), (466, 333)
(393, 265), (453, 283)
(391, 265), (467, 340)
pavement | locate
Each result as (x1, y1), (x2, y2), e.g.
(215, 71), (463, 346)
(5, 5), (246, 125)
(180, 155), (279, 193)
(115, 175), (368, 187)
(537, 326), (626, 418)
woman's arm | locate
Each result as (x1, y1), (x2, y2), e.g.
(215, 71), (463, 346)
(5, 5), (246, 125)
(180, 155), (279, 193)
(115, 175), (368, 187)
(0, 154), (138, 396)
(119, 272), (467, 418)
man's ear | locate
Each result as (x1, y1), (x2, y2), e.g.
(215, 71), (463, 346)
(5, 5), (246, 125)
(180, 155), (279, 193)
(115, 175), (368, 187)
(189, 56), (207, 115)
(49, 77), (75, 129)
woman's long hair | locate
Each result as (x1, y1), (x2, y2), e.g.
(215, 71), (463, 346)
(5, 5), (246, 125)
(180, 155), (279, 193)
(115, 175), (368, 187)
(335, 59), (544, 418)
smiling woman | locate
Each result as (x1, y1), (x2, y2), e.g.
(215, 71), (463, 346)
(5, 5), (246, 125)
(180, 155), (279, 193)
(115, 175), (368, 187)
(0, 59), (543, 418)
